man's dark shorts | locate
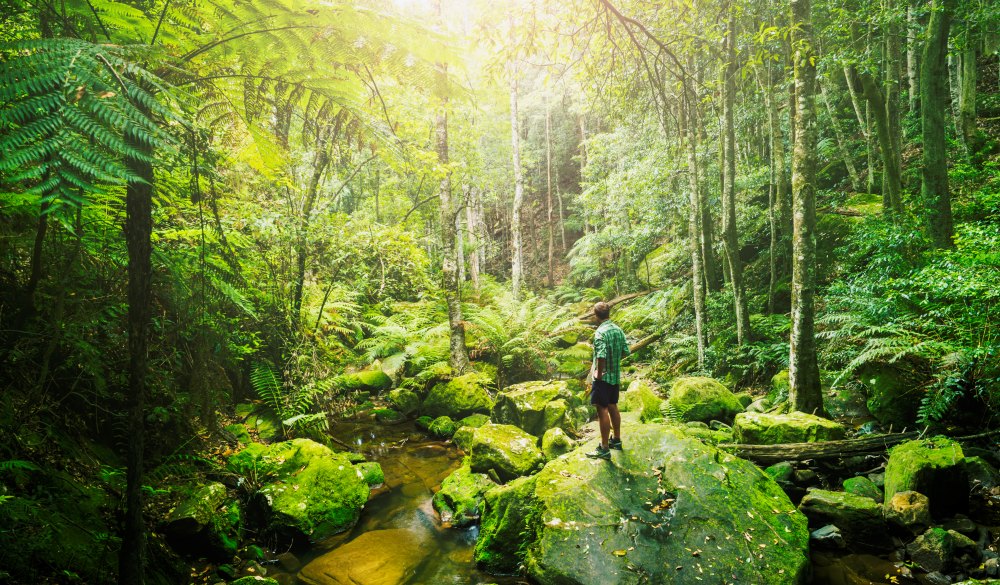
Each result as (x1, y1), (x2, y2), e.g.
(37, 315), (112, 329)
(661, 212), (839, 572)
(591, 379), (620, 407)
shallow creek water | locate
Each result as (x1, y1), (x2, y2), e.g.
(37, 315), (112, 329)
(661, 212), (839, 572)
(266, 420), (521, 584)
(262, 419), (920, 585)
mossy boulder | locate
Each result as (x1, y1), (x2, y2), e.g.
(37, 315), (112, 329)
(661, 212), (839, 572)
(469, 423), (545, 482)
(733, 391), (754, 408)
(452, 426), (475, 451)
(298, 528), (430, 585)
(798, 489), (890, 551)
(428, 415), (458, 439)
(858, 365), (922, 428)
(967, 456), (1000, 489)
(667, 376), (744, 424)
(843, 476), (883, 503)
(161, 482), (241, 560)
(336, 369), (393, 393)
(768, 370), (790, 406)
(474, 423), (810, 584)
(733, 411), (847, 444)
(355, 462), (384, 488)
(387, 389), (420, 416)
(491, 379), (589, 437)
(372, 408), (402, 424)
(457, 413), (490, 428)
(415, 415), (433, 431)
(421, 372), (494, 419)
(432, 464), (496, 527)
(474, 475), (539, 573)
(883, 437), (967, 519)
(228, 439), (369, 546)
(906, 527), (980, 573)
(541, 427), (575, 460)
(618, 379), (662, 423)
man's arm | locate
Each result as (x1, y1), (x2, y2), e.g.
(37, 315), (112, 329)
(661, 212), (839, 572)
(596, 357), (606, 381)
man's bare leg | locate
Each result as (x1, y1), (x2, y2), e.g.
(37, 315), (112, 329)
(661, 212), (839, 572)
(596, 405), (611, 449)
(609, 403), (621, 442)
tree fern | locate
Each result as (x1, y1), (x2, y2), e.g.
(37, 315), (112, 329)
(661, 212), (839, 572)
(250, 361), (284, 416)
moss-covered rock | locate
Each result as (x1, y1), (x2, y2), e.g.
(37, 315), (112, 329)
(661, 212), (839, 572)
(858, 365), (922, 428)
(667, 376), (744, 424)
(432, 464), (496, 527)
(225, 423), (252, 445)
(469, 423), (544, 482)
(843, 476), (883, 503)
(428, 415), (458, 439)
(161, 482), (241, 560)
(906, 527), (980, 573)
(415, 415), (434, 431)
(967, 456), (1000, 490)
(421, 372), (494, 419)
(733, 391), (754, 408)
(457, 413), (490, 428)
(541, 427), (574, 460)
(387, 388), (420, 416)
(336, 369), (393, 393)
(228, 439), (369, 546)
(798, 489), (890, 551)
(883, 437), (967, 519)
(619, 379), (662, 423)
(491, 379), (589, 437)
(733, 411), (846, 444)
(452, 426), (475, 451)
(298, 529), (430, 585)
(768, 370), (790, 406)
(493, 423), (809, 584)
(355, 462), (384, 488)
(475, 475), (539, 573)
(372, 408), (402, 424)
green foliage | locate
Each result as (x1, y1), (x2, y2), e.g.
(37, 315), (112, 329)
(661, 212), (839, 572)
(250, 361), (328, 438)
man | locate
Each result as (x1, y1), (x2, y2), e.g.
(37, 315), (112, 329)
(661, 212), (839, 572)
(586, 301), (630, 460)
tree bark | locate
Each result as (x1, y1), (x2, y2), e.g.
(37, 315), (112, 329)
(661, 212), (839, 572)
(818, 79), (862, 192)
(467, 187), (480, 293)
(958, 31), (978, 150)
(857, 70), (903, 213)
(886, 14), (904, 193)
(722, 7), (751, 345)
(907, 0), (920, 115)
(763, 67), (790, 314)
(456, 188), (466, 285)
(509, 70), (525, 300)
(292, 145), (330, 328)
(545, 97), (555, 287)
(119, 100), (154, 585)
(789, 0), (824, 415)
(920, 0), (955, 248)
(684, 86), (708, 369)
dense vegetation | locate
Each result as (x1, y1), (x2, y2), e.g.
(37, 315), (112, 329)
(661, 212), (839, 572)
(0, 0), (997, 583)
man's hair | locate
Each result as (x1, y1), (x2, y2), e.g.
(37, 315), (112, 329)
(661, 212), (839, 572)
(594, 301), (611, 320)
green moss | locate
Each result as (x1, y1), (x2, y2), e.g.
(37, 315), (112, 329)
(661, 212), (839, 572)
(883, 437), (967, 518)
(387, 388), (420, 415)
(667, 376), (744, 423)
(797, 489), (889, 550)
(843, 476), (883, 503)
(491, 379), (587, 436)
(224, 423), (251, 444)
(768, 370), (790, 406)
(541, 427), (574, 460)
(432, 464), (496, 527)
(733, 411), (846, 444)
(474, 475), (539, 573)
(415, 415), (434, 431)
(428, 415), (458, 439)
(421, 372), (494, 418)
(373, 408), (402, 423)
(356, 462), (384, 487)
(452, 426), (475, 451)
(619, 380), (663, 423)
(230, 577), (279, 585)
(458, 413), (490, 428)
(337, 369), (393, 393)
(470, 423), (544, 482)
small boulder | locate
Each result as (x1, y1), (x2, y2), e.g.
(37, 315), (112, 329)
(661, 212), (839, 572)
(432, 464), (496, 527)
(666, 376), (744, 424)
(469, 423), (544, 482)
(355, 462), (384, 488)
(843, 476), (883, 503)
(474, 475), (538, 573)
(733, 411), (846, 444)
(387, 389), (420, 415)
(161, 482), (241, 560)
(452, 426), (475, 451)
(457, 413), (490, 428)
(297, 529), (429, 585)
(372, 408), (402, 424)
(491, 379), (588, 436)
(422, 372), (494, 419)
(428, 416), (458, 439)
(883, 437), (967, 519)
(906, 527), (980, 573)
(967, 456), (1000, 490)
(415, 415), (433, 431)
(541, 427), (574, 460)
(810, 524), (846, 549)
(885, 491), (933, 534)
(619, 379), (663, 423)
(768, 370), (790, 405)
(733, 391), (754, 408)
(797, 488), (890, 551)
(336, 370), (393, 393)
(745, 398), (770, 413)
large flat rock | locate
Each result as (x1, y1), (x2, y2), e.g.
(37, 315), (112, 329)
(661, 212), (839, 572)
(298, 528), (430, 585)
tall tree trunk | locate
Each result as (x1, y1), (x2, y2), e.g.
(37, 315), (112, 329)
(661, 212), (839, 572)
(292, 146), (330, 328)
(921, 0), (955, 248)
(119, 100), (154, 585)
(789, 0), (823, 415)
(764, 67), (790, 314)
(958, 30), (978, 150)
(684, 90), (708, 369)
(694, 65), (721, 293)
(510, 69), (525, 300)
(886, 15), (904, 192)
(818, 79), (862, 192)
(722, 7), (751, 345)
(907, 0), (920, 114)
(467, 187), (480, 293)
(545, 97), (555, 287)
(457, 188), (466, 285)
(857, 70), (903, 213)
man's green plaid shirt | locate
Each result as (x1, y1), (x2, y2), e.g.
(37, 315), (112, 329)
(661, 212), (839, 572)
(593, 320), (629, 386)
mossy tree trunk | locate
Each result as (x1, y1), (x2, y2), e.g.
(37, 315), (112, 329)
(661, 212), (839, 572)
(858, 69), (903, 214)
(789, 0), (824, 415)
(920, 0), (955, 248)
(684, 84), (708, 369)
(958, 28), (978, 151)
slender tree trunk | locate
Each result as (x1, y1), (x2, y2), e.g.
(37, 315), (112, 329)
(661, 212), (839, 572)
(292, 146), (329, 328)
(119, 100), (154, 585)
(818, 80), (862, 192)
(958, 31), (978, 150)
(510, 69), (525, 300)
(545, 97), (555, 287)
(921, 0), (955, 248)
(789, 0), (823, 415)
(886, 16), (904, 192)
(457, 189), (466, 285)
(907, 0), (920, 114)
(555, 167), (566, 253)
(858, 70), (903, 213)
(694, 65), (720, 293)
(764, 67), (790, 314)
(684, 90), (708, 369)
(844, 67), (868, 134)
(722, 8), (751, 345)
(467, 187), (480, 293)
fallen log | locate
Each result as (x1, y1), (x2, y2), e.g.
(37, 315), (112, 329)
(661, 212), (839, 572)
(629, 331), (663, 353)
(718, 431), (921, 465)
(576, 289), (658, 321)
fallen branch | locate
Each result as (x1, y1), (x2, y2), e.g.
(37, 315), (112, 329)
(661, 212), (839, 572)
(629, 331), (663, 353)
(577, 289), (658, 321)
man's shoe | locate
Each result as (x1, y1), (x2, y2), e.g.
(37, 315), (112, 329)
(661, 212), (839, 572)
(586, 445), (612, 460)
(609, 438), (623, 450)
